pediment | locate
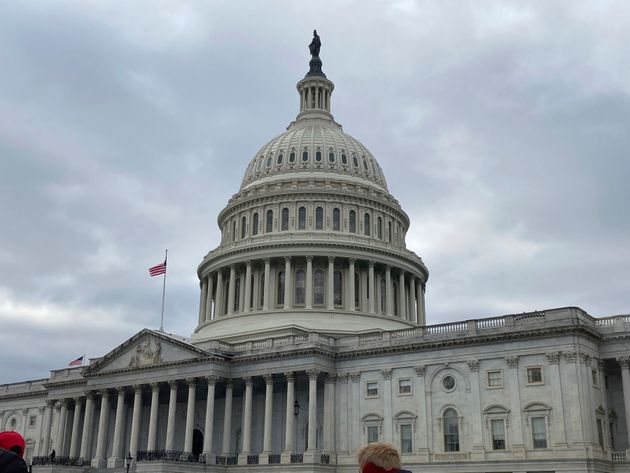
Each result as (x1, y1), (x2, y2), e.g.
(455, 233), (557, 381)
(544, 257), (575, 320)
(88, 329), (208, 374)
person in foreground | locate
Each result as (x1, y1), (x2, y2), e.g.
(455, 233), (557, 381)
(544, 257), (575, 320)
(357, 442), (412, 473)
(0, 431), (28, 473)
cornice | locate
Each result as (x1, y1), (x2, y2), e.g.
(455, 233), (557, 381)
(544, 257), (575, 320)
(85, 355), (229, 379)
(0, 391), (48, 401)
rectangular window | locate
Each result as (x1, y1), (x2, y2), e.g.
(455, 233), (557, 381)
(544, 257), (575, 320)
(597, 419), (605, 449)
(605, 375), (609, 390)
(610, 422), (616, 450)
(400, 424), (413, 453)
(487, 370), (503, 388)
(592, 369), (599, 386)
(527, 367), (543, 384)
(491, 419), (506, 450)
(398, 378), (412, 395)
(29, 415), (36, 428)
(531, 417), (547, 449)
(366, 382), (378, 397)
(367, 425), (379, 443)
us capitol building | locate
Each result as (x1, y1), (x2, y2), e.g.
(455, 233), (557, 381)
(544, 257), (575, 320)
(2, 35), (630, 473)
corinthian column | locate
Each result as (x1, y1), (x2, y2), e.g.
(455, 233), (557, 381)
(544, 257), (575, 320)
(368, 262), (375, 314)
(205, 274), (214, 321)
(409, 276), (417, 323)
(92, 390), (111, 468)
(262, 374), (274, 454)
(184, 379), (197, 453)
(283, 373), (295, 454)
(227, 265), (236, 315)
(385, 266), (392, 316)
(262, 259), (271, 310)
(307, 370), (319, 452)
(243, 263), (252, 313)
(348, 259), (356, 311)
(240, 377), (253, 459)
(305, 256), (313, 309)
(618, 357), (630, 452)
(147, 383), (160, 451)
(323, 375), (336, 452)
(165, 381), (178, 450)
(215, 271), (224, 317)
(68, 397), (83, 459)
(128, 385), (143, 460)
(108, 388), (126, 468)
(56, 400), (68, 454)
(222, 380), (233, 455)
(327, 257), (335, 309)
(203, 377), (216, 458)
(199, 278), (208, 325)
(40, 401), (54, 456)
(79, 392), (95, 460)
(284, 257), (292, 309)
(398, 271), (406, 319)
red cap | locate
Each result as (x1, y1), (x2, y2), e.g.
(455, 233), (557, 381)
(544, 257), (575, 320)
(0, 431), (26, 458)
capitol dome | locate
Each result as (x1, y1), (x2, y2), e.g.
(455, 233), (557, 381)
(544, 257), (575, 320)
(193, 40), (428, 342)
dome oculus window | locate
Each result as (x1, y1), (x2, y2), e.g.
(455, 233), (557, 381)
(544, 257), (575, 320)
(442, 375), (456, 391)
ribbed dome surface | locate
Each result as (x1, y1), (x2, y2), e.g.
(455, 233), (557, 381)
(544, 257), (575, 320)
(240, 119), (389, 191)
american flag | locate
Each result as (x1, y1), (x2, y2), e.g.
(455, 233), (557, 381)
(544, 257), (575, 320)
(149, 259), (167, 277)
(68, 356), (83, 366)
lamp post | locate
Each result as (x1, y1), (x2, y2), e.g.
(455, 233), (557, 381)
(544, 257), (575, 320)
(294, 399), (300, 453)
(125, 453), (132, 473)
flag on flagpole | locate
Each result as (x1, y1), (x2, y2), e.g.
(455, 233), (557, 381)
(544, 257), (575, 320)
(149, 259), (167, 277)
(68, 356), (84, 366)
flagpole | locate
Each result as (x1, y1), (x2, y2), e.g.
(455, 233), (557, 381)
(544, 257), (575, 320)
(159, 249), (168, 331)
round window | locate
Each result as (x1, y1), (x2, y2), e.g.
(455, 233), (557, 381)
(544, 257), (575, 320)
(442, 375), (456, 391)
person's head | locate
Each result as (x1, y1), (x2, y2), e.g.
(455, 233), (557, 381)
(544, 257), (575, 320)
(0, 431), (26, 458)
(357, 442), (401, 473)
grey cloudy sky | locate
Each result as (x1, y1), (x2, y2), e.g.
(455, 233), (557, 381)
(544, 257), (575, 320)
(1, 1), (629, 384)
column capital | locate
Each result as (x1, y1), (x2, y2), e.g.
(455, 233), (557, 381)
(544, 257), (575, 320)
(224, 378), (234, 388)
(114, 386), (126, 395)
(263, 374), (274, 385)
(325, 374), (337, 385)
(381, 369), (392, 380)
(466, 360), (480, 372)
(415, 365), (426, 377)
(132, 384), (143, 393)
(563, 351), (578, 363)
(546, 352), (561, 364)
(505, 356), (519, 368)
(368, 260), (374, 268)
(349, 258), (356, 265)
(46, 400), (56, 408)
(306, 255), (313, 262)
(55, 399), (65, 408)
(150, 382), (160, 392)
(284, 256), (291, 263)
(349, 372), (361, 382)
(168, 380), (178, 389)
(617, 356), (630, 368)
(243, 376), (253, 387)
(73, 396), (83, 404)
(246, 260), (252, 267)
(284, 372), (295, 381)
(85, 391), (95, 400)
(328, 256), (335, 264)
(580, 353), (592, 365)
(186, 378), (197, 387)
(98, 389), (110, 398)
(307, 369), (320, 380)
(263, 257), (271, 264)
(337, 373), (349, 384)
(206, 375), (218, 386)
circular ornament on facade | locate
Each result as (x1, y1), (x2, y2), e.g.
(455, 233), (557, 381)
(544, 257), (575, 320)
(442, 375), (456, 392)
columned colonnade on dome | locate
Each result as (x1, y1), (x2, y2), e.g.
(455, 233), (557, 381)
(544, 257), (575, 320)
(198, 256), (426, 326)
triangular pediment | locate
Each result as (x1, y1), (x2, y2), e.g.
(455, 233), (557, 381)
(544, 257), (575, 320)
(87, 329), (209, 374)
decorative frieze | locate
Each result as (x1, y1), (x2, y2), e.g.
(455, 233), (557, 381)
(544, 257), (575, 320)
(337, 373), (349, 384)
(579, 353), (592, 366)
(349, 372), (361, 383)
(381, 369), (392, 380)
(467, 360), (480, 372)
(563, 351), (578, 363)
(415, 365), (426, 377)
(505, 356), (519, 368)
(545, 352), (561, 364)
(616, 356), (630, 368)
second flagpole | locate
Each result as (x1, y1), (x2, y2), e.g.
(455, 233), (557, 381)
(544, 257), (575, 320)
(159, 249), (168, 331)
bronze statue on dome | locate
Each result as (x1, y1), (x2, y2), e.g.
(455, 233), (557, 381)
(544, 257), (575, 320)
(309, 30), (321, 57)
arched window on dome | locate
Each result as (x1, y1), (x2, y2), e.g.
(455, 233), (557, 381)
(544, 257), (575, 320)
(266, 155), (272, 167)
(363, 157), (369, 171)
(298, 207), (306, 230)
(259, 273), (265, 309)
(256, 158), (262, 171)
(277, 153), (283, 165)
(252, 213), (259, 236)
(232, 220), (236, 241)
(443, 409), (460, 452)
(349, 210), (356, 233)
(289, 149), (296, 163)
(334, 270), (343, 306)
(328, 150), (335, 162)
(249, 274), (255, 310)
(234, 278), (240, 312)
(277, 270), (285, 307)
(332, 208), (340, 231)
(387, 220), (392, 242)
(377, 217), (382, 240)
(315, 150), (322, 162)
(341, 153), (348, 165)
(393, 280), (399, 316)
(364, 213), (371, 236)
(295, 269), (306, 305)
(302, 150), (309, 162)
(355, 272), (360, 310)
(314, 269), (324, 306)
(266, 210), (273, 233)
(315, 207), (324, 230)
(281, 208), (289, 231)
(352, 155), (359, 167)
(380, 277), (386, 313)
(241, 216), (247, 239)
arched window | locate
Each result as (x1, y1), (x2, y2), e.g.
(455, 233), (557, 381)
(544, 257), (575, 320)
(281, 208), (289, 231)
(252, 213), (259, 236)
(266, 155), (272, 167)
(341, 153), (348, 165)
(259, 273), (265, 309)
(328, 151), (335, 162)
(234, 278), (240, 312)
(302, 150), (309, 162)
(266, 210), (273, 233)
(349, 210), (356, 233)
(334, 270), (343, 306)
(277, 153), (283, 164)
(352, 155), (359, 167)
(241, 216), (247, 239)
(387, 220), (392, 242)
(377, 217), (382, 239)
(295, 269), (306, 305)
(355, 272), (360, 309)
(232, 220), (236, 241)
(363, 158), (368, 171)
(393, 281), (399, 316)
(315, 151), (322, 162)
(380, 277), (386, 313)
(250, 274), (255, 310)
(443, 409), (460, 452)
(314, 269), (325, 306)
(332, 208), (340, 231)
(315, 207), (323, 230)
(298, 207), (306, 230)
(364, 213), (371, 236)
(289, 150), (296, 163)
(277, 271), (285, 306)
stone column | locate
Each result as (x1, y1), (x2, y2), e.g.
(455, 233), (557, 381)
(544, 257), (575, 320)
(368, 262), (375, 314)
(381, 370), (393, 442)
(385, 266), (393, 316)
(184, 379), (196, 453)
(323, 375), (336, 453)
(327, 257), (335, 309)
(203, 377), (216, 458)
(108, 388), (126, 468)
(240, 377), (253, 461)
(617, 357), (630, 452)
(205, 274), (214, 321)
(215, 271), (224, 317)
(68, 397), (83, 459)
(57, 399), (68, 454)
(165, 381), (178, 451)
(92, 390), (111, 468)
(129, 385), (143, 460)
(243, 263), (252, 313)
(262, 259), (271, 310)
(199, 279), (208, 325)
(284, 257), (292, 309)
(307, 370), (319, 452)
(252, 267), (260, 310)
(546, 352), (568, 446)
(262, 374), (274, 455)
(305, 256), (314, 309)
(227, 265), (236, 315)
(409, 276), (417, 323)
(419, 283), (426, 325)
(79, 392), (95, 460)
(147, 383), (160, 451)
(238, 272), (245, 312)
(50, 402), (60, 453)
(466, 361), (484, 460)
(398, 272), (406, 319)
(283, 373), (296, 456)
(504, 357), (525, 457)
(222, 380), (233, 454)
(348, 259), (356, 311)
(414, 367), (429, 461)
(40, 401), (54, 456)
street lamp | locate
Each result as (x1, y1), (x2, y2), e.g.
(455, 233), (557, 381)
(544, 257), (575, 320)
(125, 453), (132, 473)
(294, 399), (300, 453)
(293, 400), (300, 416)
